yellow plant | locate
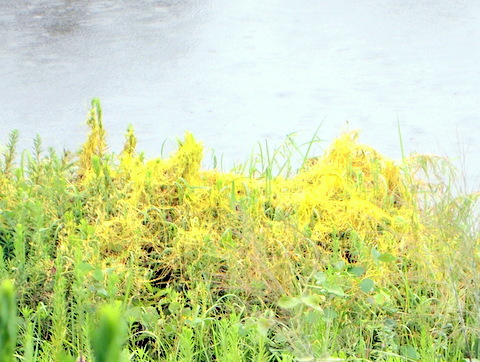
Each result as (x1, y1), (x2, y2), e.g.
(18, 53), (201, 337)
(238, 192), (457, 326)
(74, 111), (425, 303)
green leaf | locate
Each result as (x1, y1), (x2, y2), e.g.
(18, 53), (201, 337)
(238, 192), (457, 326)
(400, 345), (419, 359)
(0, 280), (17, 362)
(333, 260), (345, 271)
(92, 155), (101, 176)
(314, 271), (326, 285)
(93, 268), (104, 282)
(181, 308), (192, 319)
(359, 278), (374, 293)
(305, 309), (321, 324)
(91, 305), (125, 362)
(184, 317), (204, 327)
(168, 301), (182, 314)
(274, 332), (288, 343)
(104, 268), (116, 275)
(163, 324), (176, 336)
(95, 287), (108, 298)
(371, 247), (382, 260)
(378, 253), (396, 263)
(348, 266), (365, 277)
(322, 307), (338, 322)
(123, 306), (142, 322)
(301, 294), (324, 311)
(78, 262), (95, 273)
(257, 317), (274, 337)
(323, 282), (346, 297)
(278, 295), (301, 309)
(373, 290), (391, 305)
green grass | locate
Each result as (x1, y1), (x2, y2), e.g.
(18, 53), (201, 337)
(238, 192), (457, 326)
(0, 98), (478, 361)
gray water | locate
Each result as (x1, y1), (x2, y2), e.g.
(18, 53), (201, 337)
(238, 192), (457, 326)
(1, 0), (479, 187)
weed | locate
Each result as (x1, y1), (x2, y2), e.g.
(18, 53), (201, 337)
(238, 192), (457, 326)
(0, 99), (477, 360)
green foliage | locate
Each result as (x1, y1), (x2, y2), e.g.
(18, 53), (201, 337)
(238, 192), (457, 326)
(91, 304), (126, 362)
(0, 99), (478, 360)
(0, 280), (17, 362)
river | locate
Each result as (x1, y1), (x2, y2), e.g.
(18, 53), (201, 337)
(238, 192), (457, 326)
(1, 0), (479, 187)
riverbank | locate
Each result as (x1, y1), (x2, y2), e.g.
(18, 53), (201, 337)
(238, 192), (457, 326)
(0, 99), (479, 361)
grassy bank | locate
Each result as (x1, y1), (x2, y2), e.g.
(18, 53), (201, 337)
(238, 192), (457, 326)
(0, 99), (479, 361)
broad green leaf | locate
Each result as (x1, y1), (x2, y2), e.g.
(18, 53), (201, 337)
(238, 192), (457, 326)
(359, 278), (374, 293)
(274, 332), (288, 343)
(305, 309), (321, 324)
(0, 280), (17, 362)
(257, 317), (274, 337)
(78, 262), (95, 273)
(323, 283), (346, 297)
(93, 268), (104, 282)
(301, 294), (324, 311)
(185, 317), (204, 327)
(333, 260), (345, 271)
(181, 307), (192, 318)
(96, 288), (108, 298)
(322, 307), (338, 321)
(163, 324), (176, 336)
(91, 304), (126, 362)
(278, 295), (301, 309)
(123, 306), (142, 321)
(378, 253), (396, 263)
(314, 271), (326, 285)
(348, 266), (365, 277)
(371, 247), (382, 260)
(400, 345), (419, 359)
(168, 301), (182, 314)
(373, 290), (391, 305)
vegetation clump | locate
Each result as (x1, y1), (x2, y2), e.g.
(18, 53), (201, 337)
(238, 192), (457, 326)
(0, 99), (478, 361)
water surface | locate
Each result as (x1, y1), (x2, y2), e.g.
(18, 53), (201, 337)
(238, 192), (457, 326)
(1, 0), (479, 186)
